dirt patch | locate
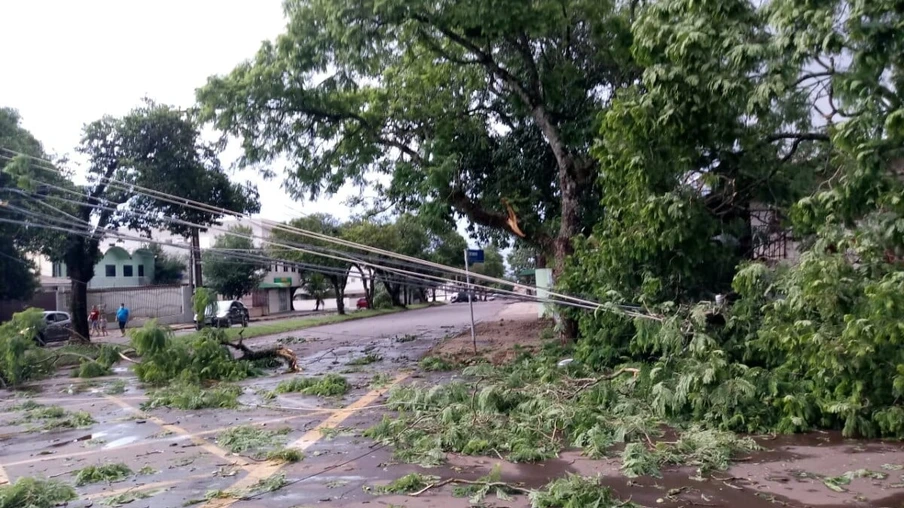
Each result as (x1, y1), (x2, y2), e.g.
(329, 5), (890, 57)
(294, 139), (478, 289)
(428, 313), (552, 365)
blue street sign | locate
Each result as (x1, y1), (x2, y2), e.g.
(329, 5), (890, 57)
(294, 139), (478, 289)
(467, 249), (484, 264)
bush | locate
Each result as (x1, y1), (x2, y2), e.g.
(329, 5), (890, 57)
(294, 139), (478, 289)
(142, 382), (241, 410)
(0, 309), (54, 386)
(272, 374), (349, 397)
(0, 477), (77, 508)
(131, 322), (252, 386)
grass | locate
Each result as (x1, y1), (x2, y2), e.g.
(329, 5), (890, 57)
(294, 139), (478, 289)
(74, 360), (112, 378)
(529, 475), (630, 508)
(370, 372), (393, 388)
(348, 353), (383, 366)
(266, 448), (304, 463)
(104, 379), (127, 394)
(102, 489), (156, 506)
(376, 473), (439, 494)
(272, 374), (350, 397)
(0, 477), (77, 508)
(217, 425), (290, 458)
(419, 356), (457, 371)
(181, 306), (431, 343)
(206, 473), (288, 500)
(142, 383), (241, 410)
(16, 403), (96, 431)
(74, 463), (133, 486)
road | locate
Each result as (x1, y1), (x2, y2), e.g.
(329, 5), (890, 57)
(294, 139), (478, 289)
(243, 300), (511, 348)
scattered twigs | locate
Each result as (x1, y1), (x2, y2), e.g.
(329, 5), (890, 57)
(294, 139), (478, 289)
(409, 477), (531, 497)
(570, 368), (640, 399)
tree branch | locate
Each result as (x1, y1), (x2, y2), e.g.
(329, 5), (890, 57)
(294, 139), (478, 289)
(765, 132), (830, 143)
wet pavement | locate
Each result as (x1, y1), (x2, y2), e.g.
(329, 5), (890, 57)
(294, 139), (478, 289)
(2, 302), (904, 507)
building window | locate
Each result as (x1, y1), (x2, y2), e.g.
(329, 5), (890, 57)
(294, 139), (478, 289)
(123, 265), (134, 277)
(138, 265), (145, 277)
(105, 264), (116, 277)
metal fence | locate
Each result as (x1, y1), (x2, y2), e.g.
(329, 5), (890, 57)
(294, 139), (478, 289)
(0, 291), (57, 322)
(64, 285), (186, 320)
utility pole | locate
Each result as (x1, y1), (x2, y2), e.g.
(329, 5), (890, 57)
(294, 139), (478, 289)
(463, 248), (477, 354)
(191, 227), (203, 288)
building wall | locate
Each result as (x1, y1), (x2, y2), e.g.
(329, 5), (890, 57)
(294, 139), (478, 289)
(47, 245), (157, 289)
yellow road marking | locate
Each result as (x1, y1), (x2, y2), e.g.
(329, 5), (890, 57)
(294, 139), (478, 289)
(202, 373), (408, 508)
(82, 473), (211, 501)
(1, 406), (332, 469)
(103, 394), (263, 464)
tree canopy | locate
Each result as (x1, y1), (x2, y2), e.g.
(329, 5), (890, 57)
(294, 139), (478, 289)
(3, 101), (259, 338)
(197, 0), (639, 269)
(0, 108), (42, 301)
(203, 225), (265, 300)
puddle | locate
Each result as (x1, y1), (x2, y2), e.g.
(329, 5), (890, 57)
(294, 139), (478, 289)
(103, 435), (140, 449)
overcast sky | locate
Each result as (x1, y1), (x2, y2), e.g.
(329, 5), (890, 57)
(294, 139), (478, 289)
(0, 0), (387, 226)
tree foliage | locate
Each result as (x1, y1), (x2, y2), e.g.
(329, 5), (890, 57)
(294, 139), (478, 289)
(197, 0), (639, 270)
(0, 108), (44, 300)
(557, 0), (904, 438)
(3, 101), (259, 339)
(145, 243), (187, 285)
(269, 213), (351, 314)
(203, 225), (265, 300)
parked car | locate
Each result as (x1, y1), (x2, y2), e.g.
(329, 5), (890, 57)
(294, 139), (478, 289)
(195, 300), (249, 330)
(356, 298), (369, 309)
(454, 292), (477, 303)
(38, 311), (72, 345)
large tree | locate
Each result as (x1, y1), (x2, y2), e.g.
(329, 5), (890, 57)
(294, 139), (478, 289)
(4, 102), (260, 339)
(0, 108), (41, 301)
(117, 100), (260, 286)
(203, 225), (265, 300)
(196, 0), (639, 295)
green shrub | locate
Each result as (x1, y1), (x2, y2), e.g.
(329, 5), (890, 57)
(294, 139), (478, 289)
(74, 463), (132, 486)
(272, 374), (349, 397)
(0, 309), (55, 386)
(529, 475), (629, 508)
(0, 477), (77, 508)
(143, 383), (241, 410)
(131, 323), (252, 386)
(217, 425), (290, 458)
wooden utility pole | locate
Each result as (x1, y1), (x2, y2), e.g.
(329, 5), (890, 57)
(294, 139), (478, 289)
(191, 227), (203, 288)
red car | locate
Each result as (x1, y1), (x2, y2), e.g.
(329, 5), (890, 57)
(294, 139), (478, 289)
(356, 298), (369, 309)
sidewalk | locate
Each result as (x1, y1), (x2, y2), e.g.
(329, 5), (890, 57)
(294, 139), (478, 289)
(168, 308), (334, 331)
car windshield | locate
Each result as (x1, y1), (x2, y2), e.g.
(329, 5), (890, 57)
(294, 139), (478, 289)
(214, 301), (233, 316)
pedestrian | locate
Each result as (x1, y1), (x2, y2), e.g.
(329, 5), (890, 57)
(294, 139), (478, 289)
(99, 312), (108, 337)
(116, 303), (130, 337)
(88, 305), (100, 336)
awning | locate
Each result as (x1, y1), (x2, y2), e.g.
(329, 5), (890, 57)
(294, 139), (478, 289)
(258, 282), (291, 289)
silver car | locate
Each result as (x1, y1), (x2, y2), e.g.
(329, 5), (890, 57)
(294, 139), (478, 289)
(38, 311), (72, 345)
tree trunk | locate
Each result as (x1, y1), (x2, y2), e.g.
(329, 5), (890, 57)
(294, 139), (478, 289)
(432, 288), (436, 302)
(553, 157), (581, 342)
(191, 227), (203, 288)
(67, 259), (92, 343)
(330, 276), (346, 315)
(383, 280), (404, 307)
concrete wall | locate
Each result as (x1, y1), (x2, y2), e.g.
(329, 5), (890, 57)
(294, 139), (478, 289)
(63, 285), (192, 325)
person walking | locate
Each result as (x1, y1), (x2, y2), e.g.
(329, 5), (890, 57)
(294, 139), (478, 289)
(116, 303), (130, 337)
(99, 312), (108, 337)
(88, 305), (100, 336)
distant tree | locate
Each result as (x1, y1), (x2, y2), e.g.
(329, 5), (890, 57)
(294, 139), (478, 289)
(471, 245), (505, 298)
(145, 243), (187, 285)
(203, 225), (265, 300)
(269, 213), (352, 314)
(506, 243), (538, 280)
(301, 272), (331, 311)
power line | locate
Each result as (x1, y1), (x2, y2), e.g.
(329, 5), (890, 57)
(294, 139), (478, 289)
(0, 147), (651, 318)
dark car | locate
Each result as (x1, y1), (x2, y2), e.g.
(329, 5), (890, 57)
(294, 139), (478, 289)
(195, 300), (249, 329)
(454, 292), (477, 303)
(356, 298), (369, 309)
(38, 311), (72, 345)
